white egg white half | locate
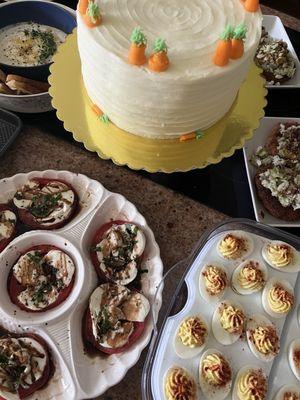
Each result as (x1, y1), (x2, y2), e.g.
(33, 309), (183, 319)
(246, 313), (279, 362)
(199, 348), (232, 400)
(231, 260), (268, 295)
(232, 365), (268, 400)
(262, 241), (300, 273)
(212, 300), (245, 345)
(274, 384), (300, 400)
(173, 315), (209, 359)
(289, 338), (300, 381)
(217, 230), (254, 261)
(262, 277), (294, 319)
(199, 264), (228, 304)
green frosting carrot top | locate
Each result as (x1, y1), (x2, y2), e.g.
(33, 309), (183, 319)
(153, 38), (168, 53)
(233, 24), (247, 40)
(220, 25), (234, 40)
(130, 27), (147, 46)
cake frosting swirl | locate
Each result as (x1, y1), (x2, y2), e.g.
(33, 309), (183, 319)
(165, 366), (197, 400)
(77, 0), (262, 138)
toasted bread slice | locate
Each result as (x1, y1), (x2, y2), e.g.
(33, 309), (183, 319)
(6, 79), (43, 95)
(255, 168), (300, 221)
(6, 74), (49, 93)
(0, 82), (15, 95)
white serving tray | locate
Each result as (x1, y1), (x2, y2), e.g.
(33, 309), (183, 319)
(0, 170), (163, 400)
(243, 116), (300, 228)
(262, 15), (300, 88)
(150, 227), (300, 400)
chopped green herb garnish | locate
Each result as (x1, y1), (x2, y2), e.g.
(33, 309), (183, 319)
(96, 307), (113, 339)
(24, 27), (57, 63)
(29, 192), (62, 218)
(27, 251), (42, 264)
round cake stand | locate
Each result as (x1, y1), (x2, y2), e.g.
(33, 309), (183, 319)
(49, 30), (267, 173)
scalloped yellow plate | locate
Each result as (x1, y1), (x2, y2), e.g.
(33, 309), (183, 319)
(49, 30), (267, 173)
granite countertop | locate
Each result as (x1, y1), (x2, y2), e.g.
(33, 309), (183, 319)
(0, 126), (227, 399)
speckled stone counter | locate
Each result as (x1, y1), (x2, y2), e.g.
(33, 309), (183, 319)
(0, 126), (227, 399)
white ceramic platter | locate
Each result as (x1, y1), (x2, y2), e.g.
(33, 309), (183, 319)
(243, 116), (300, 228)
(150, 229), (300, 400)
(0, 170), (163, 400)
(262, 15), (300, 88)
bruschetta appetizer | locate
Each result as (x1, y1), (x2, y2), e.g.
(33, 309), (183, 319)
(0, 331), (53, 399)
(0, 204), (17, 253)
(83, 283), (150, 354)
(8, 245), (75, 312)
(90, 221), (146, 285)
(13, 178), (78, 230)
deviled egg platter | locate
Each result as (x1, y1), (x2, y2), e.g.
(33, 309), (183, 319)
(262, 241), (300, 273)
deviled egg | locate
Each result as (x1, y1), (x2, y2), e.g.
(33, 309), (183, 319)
(212, 300), (246, 345)
(199, 264), (228, 303)
(262, 241), (300, 273)
(233, 366), (268, 400)
(199, 349), (232, 400)
(232, 260), (267, 295)
(246, 314), (280, 362)
(165, 366), (197, 400)
(174, 315), (208, 359)
(289, 338), (300, 381)
(274, 385), (300, 400)
(262, 277), (294, 319)
(217, 231), (254, 261)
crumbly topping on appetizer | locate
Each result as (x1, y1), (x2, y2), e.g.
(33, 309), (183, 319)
(268, 284), (294, 314)
(266, 243), (293, 268)
(219, 304), (245, 334)
(165, 366), (197, 400)
(218, 234), (247, 259)
(238, 261), (265, 291)
(178, 316), (207, 348)
(0, 210), (16, 240)
(250, 325), (279, 355)
(237, 369), (268, 400)
(201, 353), (231, 387)
(284, 392), (300, 400)
(203, 266), (227, 295)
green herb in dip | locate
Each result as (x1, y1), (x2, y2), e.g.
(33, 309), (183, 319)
(0, 22), (66, 66)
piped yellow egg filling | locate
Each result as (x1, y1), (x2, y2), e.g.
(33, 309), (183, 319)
(268, 284), (294, 314)
(201, 353), (231, 387)
(237, 369), (267, 400)
(178, 316), (207, 348)
(266, 243), (293, 268)
(218, 234), (247, 260)
(251, 325), (279, 355)
(238, 262), (265, 291)
(165, 366), (196, 400)
(219, 304), (245, 334)
(203, 266), (227, 295)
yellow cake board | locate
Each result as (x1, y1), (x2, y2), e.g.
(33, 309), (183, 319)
(49, 30), (267, 173)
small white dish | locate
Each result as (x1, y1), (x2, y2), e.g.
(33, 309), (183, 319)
(262, 15), (300, 88)
(243, 116), (300, 227)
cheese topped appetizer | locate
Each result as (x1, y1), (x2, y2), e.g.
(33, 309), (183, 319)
(90, 221), (146, 285)
(13, 178), (78, 230)
(8, 245), (75, 312)
(0, 204), (17, 253)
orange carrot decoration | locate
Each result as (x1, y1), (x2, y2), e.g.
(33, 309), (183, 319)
(77, 0), (89, 14)
(91, 104), (103, 116)
(148, 38), (169, 72)
(213, 25), (234, 67)
(83, 0), (102, 28)
(180, 130), (204, 142)
(244, 0), (259, 12)
(230, 24), (247, 59)
(128, 27), (147, 66)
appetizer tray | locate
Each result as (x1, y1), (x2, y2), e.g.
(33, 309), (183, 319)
(142, 219), (300, 400)
(243, 116), (300, 228)
(0, 170), (163, 400)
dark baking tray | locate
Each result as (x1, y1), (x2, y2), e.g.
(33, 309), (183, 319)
(0, 108), (22, 157)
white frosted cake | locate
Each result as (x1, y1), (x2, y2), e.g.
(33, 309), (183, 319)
(77, 0), (262, 139)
